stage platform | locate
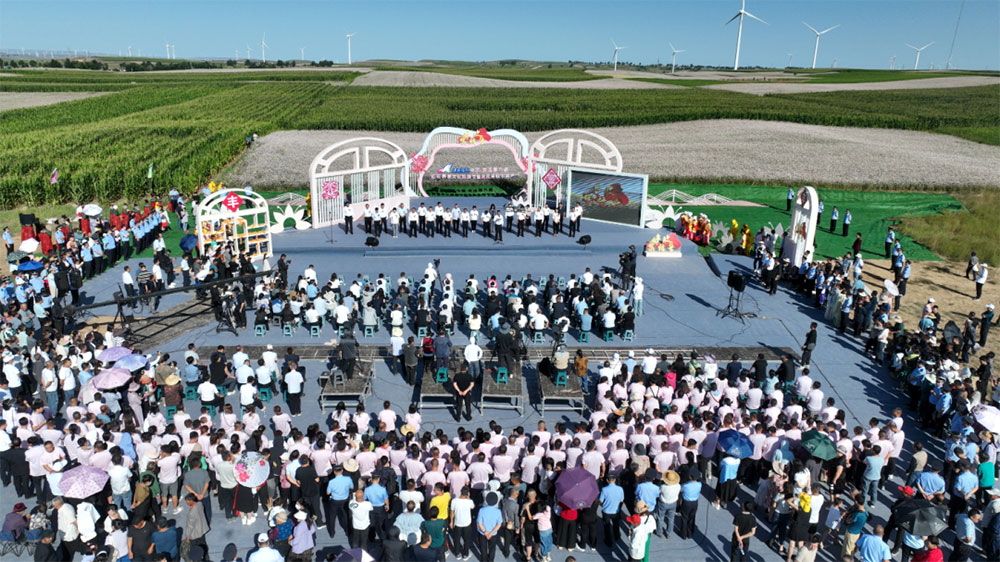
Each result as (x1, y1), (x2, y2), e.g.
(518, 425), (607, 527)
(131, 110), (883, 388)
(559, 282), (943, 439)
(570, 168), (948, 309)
(317, 362), (374, 411)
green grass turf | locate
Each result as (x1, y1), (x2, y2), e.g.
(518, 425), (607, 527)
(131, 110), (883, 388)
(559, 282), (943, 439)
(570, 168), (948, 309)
(647, 183), (963, 261)
(372, 65), (608, 82)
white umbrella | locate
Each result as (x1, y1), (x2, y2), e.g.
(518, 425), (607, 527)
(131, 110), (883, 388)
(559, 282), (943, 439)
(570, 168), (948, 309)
(883, 279), (899, 297)
(17, 239), (39, 253)
(82, 204), (103, 217)
(974, 404), (1000, 434)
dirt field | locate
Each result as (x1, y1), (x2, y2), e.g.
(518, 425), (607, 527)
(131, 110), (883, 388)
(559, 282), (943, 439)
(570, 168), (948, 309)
(222, 120), (1000, 189)
(861, 259), (998, 361)
(586, 69), (810, 81)
(350, 70), (676, 89)
(704, 75), (1000, 95)
(0, 91), (109, 111)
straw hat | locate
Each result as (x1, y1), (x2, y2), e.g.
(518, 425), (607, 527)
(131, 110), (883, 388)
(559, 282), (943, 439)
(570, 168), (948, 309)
(400, 424), (416, 437)
(343, 458), (359, 473)
(635, 500), (649, 514)
(664, 471), (680, 485)
(164, 374), (181, 386)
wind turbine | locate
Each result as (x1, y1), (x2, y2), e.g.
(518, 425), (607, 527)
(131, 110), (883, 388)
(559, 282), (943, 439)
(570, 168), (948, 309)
(832, 57), (838, 68)
(611, 39), (626, 72)
(300, 47), (305, 61)
(669, 42), (685, 74)
(802, 22), (839, 69)
(906, 42), (933, 70)
(246, 44), (251, 60)
(889, 55), (896, 70)
(165, 42), (170, 58)
(127, 45), (132, 57)
(137, 48), (141, 57)
(235, 49), (240, 60)
(346, 33), (356, 64)
(787, 53), (793, 67)
(260, 33), (268, 63)
(724, 0), (768, 71)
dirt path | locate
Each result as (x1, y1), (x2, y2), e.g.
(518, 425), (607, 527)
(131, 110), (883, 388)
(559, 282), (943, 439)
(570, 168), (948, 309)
(350, 70), (676, 89)
(223, 120), (1000, 189)
(703, 75), (1000, 95)
(0, 91), (109, 111)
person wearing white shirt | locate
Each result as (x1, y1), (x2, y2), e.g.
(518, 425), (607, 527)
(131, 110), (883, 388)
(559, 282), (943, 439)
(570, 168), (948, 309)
(284, 366), (304, 416)
(240, 378), (258, 407)
(303, 265), (317, 284)
(464, 342), (483, 380)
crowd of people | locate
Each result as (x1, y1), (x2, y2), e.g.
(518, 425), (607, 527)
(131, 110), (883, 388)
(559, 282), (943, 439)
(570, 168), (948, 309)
(0, 189), (996, 562)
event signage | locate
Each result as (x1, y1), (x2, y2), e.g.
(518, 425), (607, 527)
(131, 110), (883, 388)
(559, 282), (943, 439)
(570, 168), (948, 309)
(542, 168), (562, 191)
(320, 180), (340, 200)
(430, 164), (518, 181)
(221, 191), (244, 212)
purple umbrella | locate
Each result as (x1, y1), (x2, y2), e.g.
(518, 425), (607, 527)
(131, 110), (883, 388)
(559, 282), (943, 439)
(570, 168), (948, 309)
(113, 354), (148, 371)
(59, 465), (109, 499)
(98, 346), (132, 363)
(555, 467), (600, 510)
(91, 368), (133, 390)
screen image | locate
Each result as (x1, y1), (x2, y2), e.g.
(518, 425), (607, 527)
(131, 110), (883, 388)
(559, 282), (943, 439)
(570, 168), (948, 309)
(568, 170), (648, 228)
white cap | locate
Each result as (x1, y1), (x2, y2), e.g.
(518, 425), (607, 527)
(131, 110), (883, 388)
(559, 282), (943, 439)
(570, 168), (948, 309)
(628, 351), (635, 358)
(989, 304), (995, 310)
(928, 298), (935, 303)
(256, 533), (269, 544)
(294, 511), (307, 521)
(646, 348), (655, 355)
(266, 344), (273, 350)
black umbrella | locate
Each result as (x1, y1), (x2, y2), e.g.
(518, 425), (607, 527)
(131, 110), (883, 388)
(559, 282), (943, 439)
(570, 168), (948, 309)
(894, 499), (948, 537)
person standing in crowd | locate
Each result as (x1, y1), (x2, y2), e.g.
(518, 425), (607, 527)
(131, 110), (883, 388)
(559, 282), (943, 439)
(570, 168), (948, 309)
(842, 209), (852, 237)
(975, 263), (988, 301)
(731, 501), (757, 562)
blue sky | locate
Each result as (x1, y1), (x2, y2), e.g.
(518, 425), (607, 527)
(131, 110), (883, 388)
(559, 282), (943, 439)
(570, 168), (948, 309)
(1, 0), (997, 70)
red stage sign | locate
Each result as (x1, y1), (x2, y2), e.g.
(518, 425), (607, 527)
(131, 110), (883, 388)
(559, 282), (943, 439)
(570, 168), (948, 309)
(542, 168), (562, 191)
(222, 192), (244, 212)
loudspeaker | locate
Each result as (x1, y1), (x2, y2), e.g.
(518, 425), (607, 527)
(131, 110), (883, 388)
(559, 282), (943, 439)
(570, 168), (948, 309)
(727, 271), (746, 292)
(19, 213), (35, 226)
(365, 236), (380, 248)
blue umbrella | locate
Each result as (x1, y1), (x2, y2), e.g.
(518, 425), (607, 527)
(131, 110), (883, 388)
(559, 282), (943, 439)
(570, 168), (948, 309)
(17, 260), (43, 272)
(717, 429), (754, 459)
(113, 354), (149, 371)
(179, 234), (198, 253)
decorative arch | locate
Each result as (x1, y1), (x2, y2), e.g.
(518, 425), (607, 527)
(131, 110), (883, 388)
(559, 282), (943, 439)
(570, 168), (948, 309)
(195, 189), (272, 259)
(410, 127), (532, 197)
(529, 129), (624, 207)
(309, 137), (411, 228)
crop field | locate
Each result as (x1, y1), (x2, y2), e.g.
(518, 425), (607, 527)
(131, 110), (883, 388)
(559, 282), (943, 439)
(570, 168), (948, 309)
(788, 69), (999, 83)
(373, 65), (607, 82)
(0, 68), (997, 211)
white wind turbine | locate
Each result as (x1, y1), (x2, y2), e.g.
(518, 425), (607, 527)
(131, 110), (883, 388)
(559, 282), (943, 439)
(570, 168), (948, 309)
(137, 48), (141, 57)
(260, 33), (268, 63)
(346, 33), (356, 64)
(802, 22), (839, 69)
(906, 42), (933, 70)
(889, 55), (896, 70)
(235, 49), (240, 60)
(787, 53), (793, 67)
(611, 39), (626, 72)
(165, 42), (170, 59)
(246, 44), (251, 60)
(669, 42), (685, 74)
(725, 0), (768, 70)
(300, 47), (305, 61)
(127, 45), (132, 57)
(170, 45), (176, 59)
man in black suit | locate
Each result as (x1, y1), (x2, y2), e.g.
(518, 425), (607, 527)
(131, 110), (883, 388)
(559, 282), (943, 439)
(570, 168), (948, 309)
(751, 353), (769, 383)
(801, 322), (818, 367)
(0, 437), (30, 498)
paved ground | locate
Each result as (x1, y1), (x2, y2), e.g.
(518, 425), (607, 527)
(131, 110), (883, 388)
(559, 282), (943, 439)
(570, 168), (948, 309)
(2, 205), (949, 561)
